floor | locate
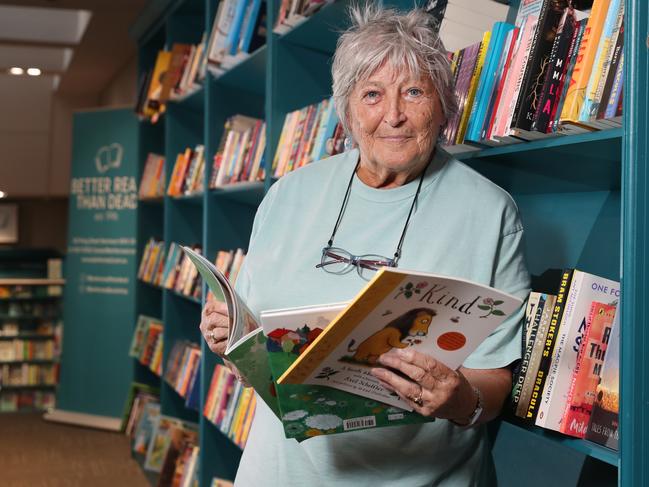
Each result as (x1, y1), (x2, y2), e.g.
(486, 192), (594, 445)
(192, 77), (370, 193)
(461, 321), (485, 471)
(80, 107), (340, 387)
(0, 412), (150, 487)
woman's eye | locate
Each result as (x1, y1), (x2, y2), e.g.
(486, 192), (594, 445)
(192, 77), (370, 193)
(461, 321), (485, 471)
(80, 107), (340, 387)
(407, 88), (423, 97)
(363, 91), (380, 102)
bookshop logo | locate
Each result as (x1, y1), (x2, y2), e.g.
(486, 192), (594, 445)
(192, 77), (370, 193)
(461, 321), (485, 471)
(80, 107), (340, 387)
(95, 143), (123, 174)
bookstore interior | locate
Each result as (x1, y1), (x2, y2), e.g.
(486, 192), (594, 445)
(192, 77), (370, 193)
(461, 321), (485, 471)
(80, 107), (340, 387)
(0, 0), (646, 485)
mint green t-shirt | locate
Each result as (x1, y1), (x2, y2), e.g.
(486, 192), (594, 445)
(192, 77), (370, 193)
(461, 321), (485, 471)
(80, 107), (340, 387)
(233, 148), (530, 486)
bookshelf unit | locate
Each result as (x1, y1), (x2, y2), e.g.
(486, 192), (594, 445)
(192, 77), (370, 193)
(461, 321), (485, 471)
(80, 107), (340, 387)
(128, 0), (647, 485)
(0, 249), (64, 413)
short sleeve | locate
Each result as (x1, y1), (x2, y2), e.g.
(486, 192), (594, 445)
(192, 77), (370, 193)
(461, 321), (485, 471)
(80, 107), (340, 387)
(463, 228), (531, 369)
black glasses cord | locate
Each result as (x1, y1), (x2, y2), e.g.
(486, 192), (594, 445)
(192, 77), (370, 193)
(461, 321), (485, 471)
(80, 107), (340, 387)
(326, 158), (430, 266)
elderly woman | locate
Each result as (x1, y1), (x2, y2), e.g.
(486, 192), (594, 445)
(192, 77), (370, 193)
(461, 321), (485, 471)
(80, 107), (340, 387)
(200, 5), (530, 486)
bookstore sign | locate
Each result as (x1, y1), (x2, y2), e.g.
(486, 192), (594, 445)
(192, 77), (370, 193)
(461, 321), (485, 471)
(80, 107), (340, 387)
(58, 108), (138, 418)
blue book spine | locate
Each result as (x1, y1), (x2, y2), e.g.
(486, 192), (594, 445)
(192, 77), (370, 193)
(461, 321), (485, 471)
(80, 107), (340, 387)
(605, 52), (624, 119)
(227, 0), (249, 56)
(313, 99), (339, 162)
(239, 0), (262, 53)
(466, 22), (514, 142)
(184, 362), (201, 411)
(579, 0), (621, 121)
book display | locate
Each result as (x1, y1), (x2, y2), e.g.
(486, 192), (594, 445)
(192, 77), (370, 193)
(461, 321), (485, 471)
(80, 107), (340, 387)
(0, 250), (63, 413)
(126, 0), (649, 485)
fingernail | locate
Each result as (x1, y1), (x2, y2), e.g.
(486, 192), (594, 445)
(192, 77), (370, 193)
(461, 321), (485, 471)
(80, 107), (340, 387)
(370, 368), (385, 378)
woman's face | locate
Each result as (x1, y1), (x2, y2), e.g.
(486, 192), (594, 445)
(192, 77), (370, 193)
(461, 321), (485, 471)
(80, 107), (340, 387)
(348, 63), (445, 178)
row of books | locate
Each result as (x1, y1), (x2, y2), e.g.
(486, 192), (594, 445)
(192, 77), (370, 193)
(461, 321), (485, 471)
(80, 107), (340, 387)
(0, 390), (55, 412)
(164, 341), (202, 409)
(0, 284), (60, 299)
(138, 240), (203, 301)
(168, 145), (205, 197)
(126, 395), (200, 485)
(0, 300), (59, 318)
(442, 0), (624, 149)
(0, 339), (56, 362)
(0, 321), (59, 337)
(129, 315), (164, 377)
(203, 364), (256, 449)
(273, 0), (333, 35)
(511, 269), (620, 450)
(210, 116), (266, 188)
(272, 97), (340, 178)
(214, 248), (247, 285)
(139, 153), (166, 199)
(0, 363), (57, 386)
(136, 39), (208, 123)
(206, 0), (267, 75)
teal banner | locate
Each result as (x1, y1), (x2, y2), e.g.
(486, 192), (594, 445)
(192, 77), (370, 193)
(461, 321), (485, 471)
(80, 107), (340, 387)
(58, 108), (138, 418)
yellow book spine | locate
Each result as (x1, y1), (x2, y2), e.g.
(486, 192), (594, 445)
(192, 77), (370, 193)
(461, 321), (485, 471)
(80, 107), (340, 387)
(560, 0), (612, 122)
(455, 30), (491, 144)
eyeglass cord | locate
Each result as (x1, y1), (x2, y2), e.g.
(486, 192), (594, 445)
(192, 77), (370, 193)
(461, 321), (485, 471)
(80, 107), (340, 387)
(326, 156), (430, 265)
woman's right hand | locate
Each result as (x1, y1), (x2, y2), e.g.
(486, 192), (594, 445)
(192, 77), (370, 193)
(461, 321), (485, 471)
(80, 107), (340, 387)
(199, 294), (230, 357)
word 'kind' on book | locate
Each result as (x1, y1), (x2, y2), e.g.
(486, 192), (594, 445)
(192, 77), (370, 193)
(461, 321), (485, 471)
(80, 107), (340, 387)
(277, 269), (523, 409)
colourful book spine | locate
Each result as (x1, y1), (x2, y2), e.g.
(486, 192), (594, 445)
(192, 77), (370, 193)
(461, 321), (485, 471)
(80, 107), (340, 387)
(560, 302), (616, 438)
(465, 22), (515, 142)
(598, 20), (624, 120)
(560, 0), (612, 123)
(579, 0), (624, 121)
(455, 31), (491, 144)
(604, 52), (624, 119)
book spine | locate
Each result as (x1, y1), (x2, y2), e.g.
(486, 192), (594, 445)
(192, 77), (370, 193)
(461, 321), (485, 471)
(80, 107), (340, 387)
(560, 0), (612, 123)
(532, 9), (576, 133)
(455, 31), (491, 144)
(579, 0), (623, 122)
(550, 18), (587, 132)
(511, 1), (570, 132)
(604, 52), (624, 119)
(525, 269), (574, 422)
(516, 294), (556, 419)
(598, 20), (624, 120)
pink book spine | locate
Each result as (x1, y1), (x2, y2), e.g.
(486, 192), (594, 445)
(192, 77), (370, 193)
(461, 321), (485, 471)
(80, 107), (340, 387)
(560, 301), (616, 437)
(492, 15), (538, 138)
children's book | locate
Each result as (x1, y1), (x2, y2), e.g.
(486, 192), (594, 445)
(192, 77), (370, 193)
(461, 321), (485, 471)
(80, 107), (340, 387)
(277, 268), (524, 409)
(133, 401), (161, 455)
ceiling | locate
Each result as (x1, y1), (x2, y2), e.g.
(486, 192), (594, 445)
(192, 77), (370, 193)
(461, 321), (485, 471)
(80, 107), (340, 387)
(0, 0), (148, 199)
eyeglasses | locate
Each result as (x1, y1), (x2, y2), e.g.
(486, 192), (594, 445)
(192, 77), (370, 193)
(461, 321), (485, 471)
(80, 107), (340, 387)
(316, 246), (396, 280)
(316, 156), (429, 280)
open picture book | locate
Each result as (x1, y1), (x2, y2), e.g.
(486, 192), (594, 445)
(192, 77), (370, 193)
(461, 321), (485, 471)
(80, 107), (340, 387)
(182, 246), (524, 440)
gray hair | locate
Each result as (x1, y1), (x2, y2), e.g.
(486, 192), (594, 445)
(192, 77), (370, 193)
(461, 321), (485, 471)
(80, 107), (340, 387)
(332, 4), (458, 135)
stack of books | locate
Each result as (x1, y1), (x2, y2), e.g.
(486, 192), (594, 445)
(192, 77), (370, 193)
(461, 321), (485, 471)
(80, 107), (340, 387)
(0, 339), (55, 361)
(0, 363), (57, 386)
(442, 0), (624, 150)
(206, 0), (267, 74)
(135, 38), (209, 123)
(272, 97), (340, 179)
(138, 153), (166, 200)
(129, 315), (164, 377)
(209, 116), (266, 188)
(203, 364), (256, 449)
(273, 0), (334, 34)
(138, 238), (166, 286)
(167, 145), (205, 197)
(164, 341), (202, 409)
(0, 390), (55, 412)
(511, 268), (620, 450)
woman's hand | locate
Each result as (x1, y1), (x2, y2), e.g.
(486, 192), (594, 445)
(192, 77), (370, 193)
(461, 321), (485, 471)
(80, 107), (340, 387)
(370, 348), (479, 422)
(199, 294), (230, 357)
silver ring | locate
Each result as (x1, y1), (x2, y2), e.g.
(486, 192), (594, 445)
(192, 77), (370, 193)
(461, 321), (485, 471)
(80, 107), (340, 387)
(209, 330), (218, 344)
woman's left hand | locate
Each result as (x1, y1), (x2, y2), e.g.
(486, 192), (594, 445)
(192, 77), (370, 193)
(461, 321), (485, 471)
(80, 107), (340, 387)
(370, 348), (477, 420)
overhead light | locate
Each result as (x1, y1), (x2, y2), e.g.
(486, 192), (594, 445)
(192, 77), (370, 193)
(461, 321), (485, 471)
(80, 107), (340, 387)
(27, 68), (41, 76)
(0, 191), (6, 198)
(9, 67), (23, 75)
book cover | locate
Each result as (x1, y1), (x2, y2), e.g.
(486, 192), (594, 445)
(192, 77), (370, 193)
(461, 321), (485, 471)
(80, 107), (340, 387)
(278, 268), (523, 410)
(585, 306), (619, 449)
(597, 19), (624, 120)
(560, 301), (616, 437)
(261, 302), (435, 440)
(535, 270), (619, 431)
(445, 41), (481, 145)
(133, 401), (161, 455)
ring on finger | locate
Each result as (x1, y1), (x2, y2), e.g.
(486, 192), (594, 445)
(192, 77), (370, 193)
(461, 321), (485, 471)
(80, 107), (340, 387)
(209, 331), (219, 344)
(410, 384), (424, 407)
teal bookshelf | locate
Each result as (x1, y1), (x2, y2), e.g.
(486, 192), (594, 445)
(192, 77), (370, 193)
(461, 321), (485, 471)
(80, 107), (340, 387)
(129, 0), (648, 485)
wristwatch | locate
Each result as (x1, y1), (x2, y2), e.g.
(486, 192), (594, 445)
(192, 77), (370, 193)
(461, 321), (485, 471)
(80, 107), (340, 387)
(451, 386), (484, 427)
